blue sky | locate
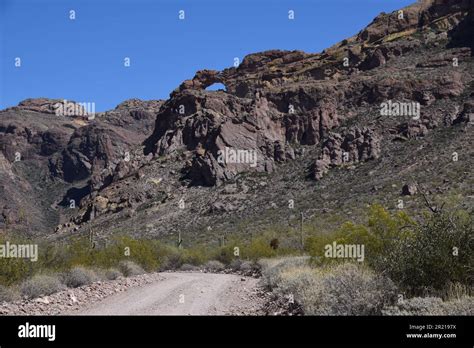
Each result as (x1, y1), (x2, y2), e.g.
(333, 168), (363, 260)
(0, 0), (414, 111)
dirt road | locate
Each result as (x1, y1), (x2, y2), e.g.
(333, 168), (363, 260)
(74, 272), (264, 315)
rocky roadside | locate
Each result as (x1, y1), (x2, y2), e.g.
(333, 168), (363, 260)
(0, 273), (163, 315)
(0, 270), (280, 316)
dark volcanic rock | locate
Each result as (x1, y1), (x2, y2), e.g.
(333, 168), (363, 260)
(63, 0), (474, 240)
(312, 127), (381, 180)
(142, 0), (473, 187)
(0, 98), (161, 235)
(402, 183), (418, 196)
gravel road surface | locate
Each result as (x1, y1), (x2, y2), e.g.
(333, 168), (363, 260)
(75, 272), (264, 315)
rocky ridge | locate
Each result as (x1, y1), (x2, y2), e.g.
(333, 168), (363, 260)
(0, 0), (472, 244)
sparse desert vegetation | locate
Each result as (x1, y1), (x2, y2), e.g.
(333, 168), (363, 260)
(1, 203), (470, 316)
(260, 259), (396, 315)
(259, 205), (473, 315)
(62, 266), (99, 288)
(20, 274), (66, 300)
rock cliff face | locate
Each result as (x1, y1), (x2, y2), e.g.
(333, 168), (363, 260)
(312, 127), (382, 181)
(1, 0), (473, 242)
(142, 0), (473, 186)
(0, 99), (162, 235)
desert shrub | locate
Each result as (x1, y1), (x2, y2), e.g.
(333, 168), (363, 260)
(0, 285), (18, 303)
(229, 259), (242, 271)
(61, 238), (97, 268)
(89, 237), (159, 271)
(305, 205), (414, 268)
(240, 260), (259, 273)
(214, 245), (236, 265)
(0, 232), (301, 288)
(430, 297), (474, 315)
(118, 261), (145, 277)
(444, 282), (472, 300)
(212, 233), (288, 265)
(243, 237), (277, 261)
(104, 268), (122, 280)
(62, 267), (98, 288)
(58, 236), (162, 272)
(273, 265), (320, 312)
(261, 258), (396, 315)
(227, 258), (258, 273)
(0, 236), (35, 286)
(306, 263), (397, 315)
(20, 274), (65, 299)
(159, 254), (182, 270)
(115, 237), (160, 271)
(0, 258), (31, 287)
(382, 296), (474, 316)
(384, 209), (473, 294)
(181, 246), (212, 266)
(305, 205), (473, 295)
(204, 260), (225, 272)
(259, 257), (311, 289)
(154, 244), (182, 268)
(180, 263), (200, 272)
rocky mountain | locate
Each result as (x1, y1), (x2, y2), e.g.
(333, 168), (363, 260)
(0, 98), (161, 236)
(1, 0), (472, 246)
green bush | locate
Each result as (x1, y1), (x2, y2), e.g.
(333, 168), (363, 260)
(0, 229), (300, 288)
(243, 236), (277, 261)
(305, 204), (414, 268)
(384, 209), (473, 294)
(214, 244), (237, 265)
(181, 245), (213, 266)
(305, 205), (473, 295)
(0, 236), (35, 286)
